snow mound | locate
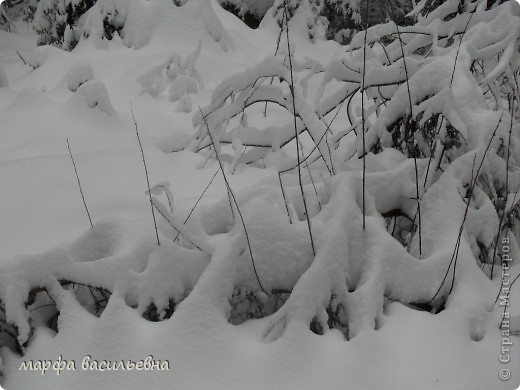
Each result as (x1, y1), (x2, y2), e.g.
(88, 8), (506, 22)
(67, 80), (115, 115)
(65, 62), (95, 92)
(137, 61), (172, 98)
(169, 75), (198, 102)
(27, 45), (51, 69)
(174, 94), (193, 113)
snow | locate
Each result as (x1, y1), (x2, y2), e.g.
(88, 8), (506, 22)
(68, 79), (115, 115)
(26, 44), (50, 68)
(0, 0), (519, 389)
(65, 62), (94, 92)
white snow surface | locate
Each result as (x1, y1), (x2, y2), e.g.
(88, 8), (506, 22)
(0, 1), (519, 390)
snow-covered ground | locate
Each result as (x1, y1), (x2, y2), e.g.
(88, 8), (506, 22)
(0, 0), (519, 389)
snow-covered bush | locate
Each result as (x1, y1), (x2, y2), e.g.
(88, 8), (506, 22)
(169, 75), (198, 102)
(65, 61), (94, 91)
(188, 48), (333, 170)
(22, 0), (40, 24)
(256, 0), (411, 43)
(182, 0), (520, 339)
(0, 3), (12, 32)
(219, 0), (275, 29)
(81, 0), (131, 44)
(1, 0), (41, 25)
(265, 0), (329, 42)
(33, 0), (96, 50)
(82, 0), (233, 51)
(138, 41), (203, 112)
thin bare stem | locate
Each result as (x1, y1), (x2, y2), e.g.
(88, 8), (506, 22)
(389, 0), (422, 257)
(450, 12), (475, 85)
(500, 272), (520, 319)
(424, 12), (475, 188)
(173, 167), (220, 242)
(200, 108), (267, 294)
(429, 113), (503, 303)
(278, 172), (292, 224)
(264, 7), (286, 117)
(492, 183), (520, 306)
(306, 161), (322, 211)
(151, 198), (210, 253)
(280, 95), (347, 175)
(491, 93), (515, 279)
(494, 261), (520, 307)
(66, 139), (93, 228)
(423, 116), (444, 188)
(361, 0), (369, 230)
(16, 51), (27, 66)
(430, 11), (475, 175)
(284, 0), (316, 255)
(130, 103), (160, 246)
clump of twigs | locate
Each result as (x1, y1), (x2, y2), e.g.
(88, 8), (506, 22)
(229, 287), (290, 325)
(142, 300), (176, 322)
(309, 296), (349, 339)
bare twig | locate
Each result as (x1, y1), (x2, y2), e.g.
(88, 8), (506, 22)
(494, 269), (520, 308)
(151, 198), (212, 254)
(361, 0), (369, 230)
(423, 115), (444, 188)
(200, 108), (267, 294)
(264, 7), (286, 117)
(305, 161), (322, 211)
(16, 51), (27, 66)
(281, 96), (347, 175)
(491, 93), (515, 279)
(173, 167), (220, 242)
(130, 102), (160, 246)
(450, 12), (475, 85)
(67, 139), (93, 228)
(429, 113), (503, 303)
(284, 0), (316, 255)
(278, 172), (293, 224)
(388, 0), (422, 257)
(492, 183), (520, 306)
(429, 12), (476, 178)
